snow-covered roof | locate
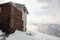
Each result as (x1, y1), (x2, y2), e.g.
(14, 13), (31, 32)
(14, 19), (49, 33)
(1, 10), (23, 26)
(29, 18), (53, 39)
(0, 1), (29, 14)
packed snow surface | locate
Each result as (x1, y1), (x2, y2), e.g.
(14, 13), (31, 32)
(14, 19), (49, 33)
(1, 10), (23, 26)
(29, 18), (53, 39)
(0, 30), (60, 40)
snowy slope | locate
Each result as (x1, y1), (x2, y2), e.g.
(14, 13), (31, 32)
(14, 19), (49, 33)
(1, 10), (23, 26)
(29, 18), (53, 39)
(32, 32), (60, 40)
(6, 31), (33, 40)
(0, 30), (60, 40)
(0, 31), (3, 35)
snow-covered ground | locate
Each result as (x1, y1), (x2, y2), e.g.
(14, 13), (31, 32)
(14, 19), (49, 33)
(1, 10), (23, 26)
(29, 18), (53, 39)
(31, 32), (60, 40)
(0, 30), (60, 40)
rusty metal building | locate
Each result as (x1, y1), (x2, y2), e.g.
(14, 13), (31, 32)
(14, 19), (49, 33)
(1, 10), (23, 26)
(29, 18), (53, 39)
(0, 2), (28, 34)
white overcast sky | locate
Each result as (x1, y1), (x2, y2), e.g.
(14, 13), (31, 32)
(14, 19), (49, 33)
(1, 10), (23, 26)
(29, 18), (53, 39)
(0, 0), (60, 31)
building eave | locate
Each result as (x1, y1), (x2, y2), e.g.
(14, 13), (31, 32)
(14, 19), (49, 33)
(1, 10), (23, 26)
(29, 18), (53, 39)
(0, 1), (29, 14)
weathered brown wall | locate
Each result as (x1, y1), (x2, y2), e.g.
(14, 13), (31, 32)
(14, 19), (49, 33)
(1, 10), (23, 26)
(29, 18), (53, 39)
(0, 3), (11, 18)
(0, 3), (11, 34)
(9, 6), (23, 33)
(0, 3), (23, 34)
